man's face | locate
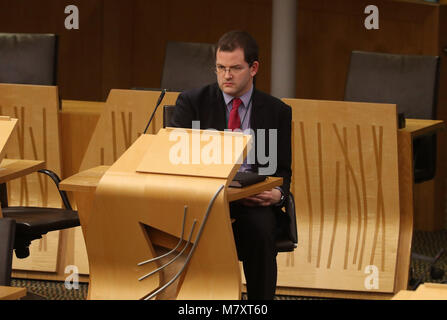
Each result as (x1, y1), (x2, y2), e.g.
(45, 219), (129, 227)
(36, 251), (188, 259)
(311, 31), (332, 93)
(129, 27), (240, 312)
(216, 47), (259, 97)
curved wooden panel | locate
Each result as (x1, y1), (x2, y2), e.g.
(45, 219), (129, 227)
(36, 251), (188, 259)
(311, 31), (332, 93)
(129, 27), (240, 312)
(79, 89), (179, 172)
(83, 129), (250, 299)
(0, 84), (63, 273)
(278, 98), (401, 294)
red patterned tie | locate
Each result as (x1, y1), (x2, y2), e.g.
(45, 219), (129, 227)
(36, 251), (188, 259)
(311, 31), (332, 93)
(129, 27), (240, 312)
(228, 98), (242, 131)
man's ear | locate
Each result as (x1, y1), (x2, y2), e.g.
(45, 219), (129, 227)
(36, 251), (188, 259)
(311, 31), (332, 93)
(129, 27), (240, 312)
(250, 61), (259, 77)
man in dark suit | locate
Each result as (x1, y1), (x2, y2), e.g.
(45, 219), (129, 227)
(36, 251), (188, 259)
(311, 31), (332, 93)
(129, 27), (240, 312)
(171, 30), (292, 300)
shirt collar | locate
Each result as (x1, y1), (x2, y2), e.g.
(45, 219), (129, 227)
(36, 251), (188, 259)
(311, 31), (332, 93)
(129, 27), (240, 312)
(222, 85), (253, 108)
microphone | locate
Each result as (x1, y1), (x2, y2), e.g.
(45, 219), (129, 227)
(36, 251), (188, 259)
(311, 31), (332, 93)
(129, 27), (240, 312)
(143, 89), (167, 134)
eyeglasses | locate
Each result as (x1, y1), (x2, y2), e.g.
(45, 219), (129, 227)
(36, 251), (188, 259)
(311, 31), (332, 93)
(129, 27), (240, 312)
(215, 65), (247, 75)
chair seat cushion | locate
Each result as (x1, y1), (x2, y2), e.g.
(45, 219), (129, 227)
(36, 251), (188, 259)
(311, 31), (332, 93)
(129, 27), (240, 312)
(2, 207), (79, 235)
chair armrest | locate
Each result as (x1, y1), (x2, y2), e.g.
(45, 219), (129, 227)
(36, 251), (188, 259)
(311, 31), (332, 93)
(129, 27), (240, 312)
(37, 169), (73, 210)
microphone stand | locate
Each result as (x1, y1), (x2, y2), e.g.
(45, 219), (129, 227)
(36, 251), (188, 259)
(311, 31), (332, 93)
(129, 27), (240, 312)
(143, 89), (167, 134)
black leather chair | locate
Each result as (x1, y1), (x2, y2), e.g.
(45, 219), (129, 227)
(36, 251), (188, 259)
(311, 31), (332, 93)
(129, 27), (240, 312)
(161, 41), (216, 92)
(0, 170), (79, 259)
(0, 33), (58, 85)
(163, 105), (176, 128)
(344, 51), (440, 183)
(276, 192), (298, 252)
(0, 218), (16, 286)
(162, 105), (298, 252)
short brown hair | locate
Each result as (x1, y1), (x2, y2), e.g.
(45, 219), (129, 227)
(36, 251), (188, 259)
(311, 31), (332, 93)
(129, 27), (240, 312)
(216, 30), (259, 65)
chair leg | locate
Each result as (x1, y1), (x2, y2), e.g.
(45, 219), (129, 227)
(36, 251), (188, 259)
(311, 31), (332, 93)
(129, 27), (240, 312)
(0, 183), (8, 208)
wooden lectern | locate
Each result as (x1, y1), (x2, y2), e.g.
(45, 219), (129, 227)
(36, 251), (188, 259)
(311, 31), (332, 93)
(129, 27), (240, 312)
(61, 128), (281, 300)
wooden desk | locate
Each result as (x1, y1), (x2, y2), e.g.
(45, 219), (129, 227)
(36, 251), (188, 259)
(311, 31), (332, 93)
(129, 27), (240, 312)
(60, 165), (283, 231)
(401, 119), (444, 136)
(401, 119), (446, 231)
(61, 165), (282, 200)
(392, 283), (447, 300)
(0, 159), (45, 218)
(60, 131), (282, 300)
(0, 159), (45, 184)
(0, 286), (26, 300)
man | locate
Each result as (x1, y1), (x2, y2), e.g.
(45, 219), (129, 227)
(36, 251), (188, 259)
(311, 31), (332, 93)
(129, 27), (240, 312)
(171, 30), (292, 300)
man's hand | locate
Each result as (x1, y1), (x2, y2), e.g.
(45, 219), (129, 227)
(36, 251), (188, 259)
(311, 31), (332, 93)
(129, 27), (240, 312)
(240, 188), (282, 207)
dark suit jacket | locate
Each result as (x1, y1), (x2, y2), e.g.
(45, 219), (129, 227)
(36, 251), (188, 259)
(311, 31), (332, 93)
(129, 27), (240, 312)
(171, 82), (292, 197)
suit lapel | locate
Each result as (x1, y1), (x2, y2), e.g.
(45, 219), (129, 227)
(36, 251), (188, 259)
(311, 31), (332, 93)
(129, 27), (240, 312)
(213, 83), (227, 131)
(251, 89), (266, 130)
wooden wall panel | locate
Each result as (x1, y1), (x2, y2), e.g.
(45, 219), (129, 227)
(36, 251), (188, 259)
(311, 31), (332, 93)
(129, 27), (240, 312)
(296, 0), (440, 101)
(0, 0), (272, 101)
(0, 0), (104, 101)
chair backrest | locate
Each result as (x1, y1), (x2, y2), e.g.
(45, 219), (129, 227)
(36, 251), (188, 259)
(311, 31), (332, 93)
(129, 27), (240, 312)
(276, 192), (298, 252)
(0, 83), (63, 273)
(0, 33), (58, 86)
(345, 51), (440, 119)
(282, 97), (401, 292)
(0, 218), (16, 286)
(79, 90), (179, 171)
(163, 105), (176, 128)
(161, 41), (216, 92)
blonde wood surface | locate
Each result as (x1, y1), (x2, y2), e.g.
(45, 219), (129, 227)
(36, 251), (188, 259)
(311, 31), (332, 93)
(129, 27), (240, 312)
(0, 159), (45, 184)
(62, 100), (105, 114)
(394, 129), (415, 293)
(392, 283), (447, 300)
(60, 166), (281, 203)
(79, 89), (179, 173)
(279, 98), (401, 295)
(0, 116), (18, 161)
(69, 90), (179, 281)
(402, 119), (445, 231)
(0, 286), (27, 300)
(59, 101), (102, 274)
(401, 119), (444, 136)
(136, 129), (251, 179)
(60, 128), (283, 299)
(60, 165), (110, 193)
(0, 116), (18, 219)
(60, 100), (103, 179)
(0, 84), (64, 274)
(82, 130), (251, 299)
(60, 165), (279, 256)
(227, 177), (283, 202)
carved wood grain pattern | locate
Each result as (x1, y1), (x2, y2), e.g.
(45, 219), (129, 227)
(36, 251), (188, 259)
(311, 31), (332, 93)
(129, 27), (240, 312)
(14, 106), (30, 205)
(333, 124), (362, 268)
(80, 90), (180, 173)
(370, 125), (386, 271)
(0, 84), (63, 274)
(343, 129), (351, 270)
(327, 161), (340, 269)
(29, 127), (45, 206)
(356, 125), (368, 271)
(100, 148), (104, 166)
(278, 98), (401, 294)
(316, 123), (325, 268)
(299, 121), (313, 264)
(121, 111), (133, 150)
(111, 111), (117, 162)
